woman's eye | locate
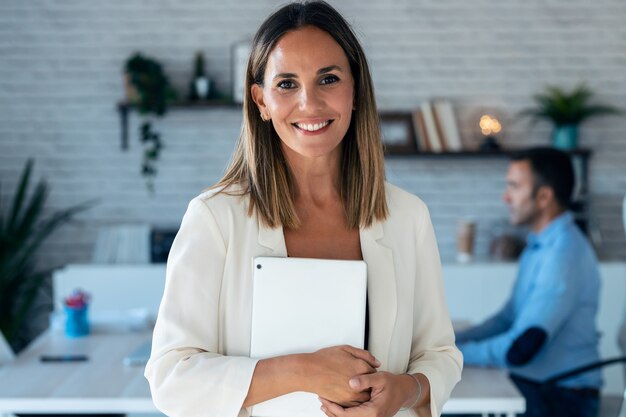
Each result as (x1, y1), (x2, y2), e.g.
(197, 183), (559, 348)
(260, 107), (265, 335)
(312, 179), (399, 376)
(277, 80), (296, 89)
(320, 75), (339, 85)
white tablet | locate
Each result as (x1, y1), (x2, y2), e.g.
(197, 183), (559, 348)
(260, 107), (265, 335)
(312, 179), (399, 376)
(250, 256), (367, 417)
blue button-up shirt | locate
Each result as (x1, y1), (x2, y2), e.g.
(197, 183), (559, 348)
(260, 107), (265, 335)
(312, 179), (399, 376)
(456, 212), (602, 388)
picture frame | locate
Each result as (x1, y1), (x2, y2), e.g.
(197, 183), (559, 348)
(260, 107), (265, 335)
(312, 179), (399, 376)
(379, 112), (417, 154)
(231, 40), (252, 103)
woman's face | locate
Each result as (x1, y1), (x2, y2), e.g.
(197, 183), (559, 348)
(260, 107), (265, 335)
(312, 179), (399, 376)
(252, 26), (355, 160)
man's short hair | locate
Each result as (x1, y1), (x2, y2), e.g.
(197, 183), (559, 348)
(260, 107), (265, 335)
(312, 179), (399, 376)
(510, 147), (575, 209)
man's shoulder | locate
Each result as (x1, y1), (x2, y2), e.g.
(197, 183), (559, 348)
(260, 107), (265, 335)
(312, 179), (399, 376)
(538, 220), (599, 273)
(553, 221), (595, 254)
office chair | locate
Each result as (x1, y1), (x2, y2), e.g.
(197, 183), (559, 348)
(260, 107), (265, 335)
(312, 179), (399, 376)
(544, 356), (626, 417)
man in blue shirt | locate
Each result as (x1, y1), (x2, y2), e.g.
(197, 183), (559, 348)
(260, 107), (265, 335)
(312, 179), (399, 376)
(456, 147), (601, 417)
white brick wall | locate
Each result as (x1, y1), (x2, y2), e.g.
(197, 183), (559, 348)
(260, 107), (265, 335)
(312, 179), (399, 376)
(1, 0), (625, 270)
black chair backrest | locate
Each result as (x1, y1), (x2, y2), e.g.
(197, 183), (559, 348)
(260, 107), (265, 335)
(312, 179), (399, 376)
(545, 356), (626, 385)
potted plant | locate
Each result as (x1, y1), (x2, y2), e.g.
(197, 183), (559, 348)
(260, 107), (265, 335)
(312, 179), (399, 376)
(0, 160), (94, 352)
(520, 84), (622, 149)
(124, 53), (177, 193)
(188, 51), (212, 101)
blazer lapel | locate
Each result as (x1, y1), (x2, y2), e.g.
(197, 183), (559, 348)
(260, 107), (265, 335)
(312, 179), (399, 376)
(360, 221), (397, 369)
(257, 221), (288, 257)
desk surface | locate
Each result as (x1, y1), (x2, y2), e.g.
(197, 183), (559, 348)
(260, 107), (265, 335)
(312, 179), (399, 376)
(0, 330), (153, 413)
(0, 331), (524, 415)
(443, 367), (525, 415)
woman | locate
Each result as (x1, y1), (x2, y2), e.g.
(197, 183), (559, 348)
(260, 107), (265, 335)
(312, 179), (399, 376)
(144, 2), (462, 417)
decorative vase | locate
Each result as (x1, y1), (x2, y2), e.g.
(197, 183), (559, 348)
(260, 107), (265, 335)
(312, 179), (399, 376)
(194, 77), (210, 100)
(552, 124), (579, 150)
(64, 305), (90, 338)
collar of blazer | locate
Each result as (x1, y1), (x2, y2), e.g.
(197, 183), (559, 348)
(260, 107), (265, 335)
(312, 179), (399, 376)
(256, 220), (397, 370)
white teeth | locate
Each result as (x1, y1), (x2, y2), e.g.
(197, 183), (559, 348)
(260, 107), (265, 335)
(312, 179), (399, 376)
(296, 120), (330, 132)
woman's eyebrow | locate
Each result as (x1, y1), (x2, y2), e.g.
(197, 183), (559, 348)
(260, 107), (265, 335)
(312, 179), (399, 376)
(273, 65), (344, 81)
(274, 72), (297, 81)
(317, 65), (343, 74)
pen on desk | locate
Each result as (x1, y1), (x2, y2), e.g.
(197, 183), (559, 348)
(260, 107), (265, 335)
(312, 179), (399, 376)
(40, 354), (89, 362)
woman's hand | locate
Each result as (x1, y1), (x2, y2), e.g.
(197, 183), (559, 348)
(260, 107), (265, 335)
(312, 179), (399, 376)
(318, 372), (422, 417)
(305, 345), (381, 407)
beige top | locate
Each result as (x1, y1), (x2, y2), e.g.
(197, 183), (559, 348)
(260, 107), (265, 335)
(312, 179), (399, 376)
(144, 182), (463, 417)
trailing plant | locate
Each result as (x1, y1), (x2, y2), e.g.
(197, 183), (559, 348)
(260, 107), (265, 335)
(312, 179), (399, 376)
(124, 53), (177, 193)
(0, 160), (94, 352)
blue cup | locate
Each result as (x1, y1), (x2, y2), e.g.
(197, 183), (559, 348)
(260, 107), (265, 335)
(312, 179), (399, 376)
(64, 305), (90, 337)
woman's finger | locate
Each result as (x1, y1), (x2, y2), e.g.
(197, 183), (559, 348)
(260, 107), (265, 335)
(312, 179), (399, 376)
(320, 397), (349, 417)
(349, 372), (383, 391)
(320, 405), (336, 417)
(342, 345), (381, 368)
(319, 398), (340, 417)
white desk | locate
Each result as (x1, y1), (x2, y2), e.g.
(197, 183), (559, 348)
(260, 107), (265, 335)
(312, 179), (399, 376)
(443, 367), (525, 417)
(0, 330), (154, 414)
(0, 330), (524, 416)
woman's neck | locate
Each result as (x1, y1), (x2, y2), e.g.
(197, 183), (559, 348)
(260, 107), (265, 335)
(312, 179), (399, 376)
(282, 145), (343, 203)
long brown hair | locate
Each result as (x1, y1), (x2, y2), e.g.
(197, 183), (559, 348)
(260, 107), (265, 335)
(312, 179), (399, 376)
(214, 1), (387, 229)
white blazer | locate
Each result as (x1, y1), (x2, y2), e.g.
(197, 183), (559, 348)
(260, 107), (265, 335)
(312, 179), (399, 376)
(145, 182), (462, 417)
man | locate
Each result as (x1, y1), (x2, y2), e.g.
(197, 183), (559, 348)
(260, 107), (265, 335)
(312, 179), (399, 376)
(456, 147), (602, 417)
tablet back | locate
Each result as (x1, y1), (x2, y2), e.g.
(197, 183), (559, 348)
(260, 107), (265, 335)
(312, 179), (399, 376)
(250, 256), (367, 417)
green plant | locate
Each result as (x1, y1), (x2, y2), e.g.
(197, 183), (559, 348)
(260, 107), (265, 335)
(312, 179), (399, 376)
(520, 84), (621, 127)
(124, 53), (177, 193)
(188, 51), (209, 101)
(0, 160), (94, 351)
(194, 51), (206, 79)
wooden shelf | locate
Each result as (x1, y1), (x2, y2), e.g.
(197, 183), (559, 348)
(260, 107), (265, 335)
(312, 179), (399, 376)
(165, 100), (242, 109)
(385, 148), (591, 158)
(117, 100), (242, 150)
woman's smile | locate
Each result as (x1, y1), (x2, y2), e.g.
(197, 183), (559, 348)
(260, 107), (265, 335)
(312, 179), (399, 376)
(293, 119), (334, 134)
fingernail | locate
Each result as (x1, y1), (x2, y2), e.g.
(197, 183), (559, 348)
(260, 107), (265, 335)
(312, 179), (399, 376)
(321, 406), (327, 413)
(349, 378), (359, 388)
(375, 359), (381, 366)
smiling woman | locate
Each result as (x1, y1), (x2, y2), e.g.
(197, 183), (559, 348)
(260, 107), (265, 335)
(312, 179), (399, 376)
(144, 2), (462, 417)
(215, 1), (389, 231)
(251, 26), (355, 162)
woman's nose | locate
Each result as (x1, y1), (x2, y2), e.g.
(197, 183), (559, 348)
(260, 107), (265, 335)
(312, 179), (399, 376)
(298, 86), (324, 111)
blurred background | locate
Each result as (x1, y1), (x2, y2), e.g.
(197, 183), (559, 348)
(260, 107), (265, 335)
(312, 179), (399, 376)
(2, 0), (625, 270)
(1, 0), (626, 414)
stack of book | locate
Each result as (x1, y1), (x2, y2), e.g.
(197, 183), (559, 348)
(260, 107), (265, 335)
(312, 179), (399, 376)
(412, 99), (464, 153)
